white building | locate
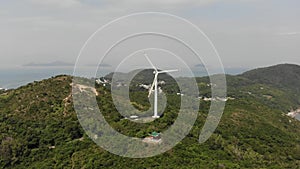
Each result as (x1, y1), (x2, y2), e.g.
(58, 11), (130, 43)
(130, 115), (139, 119)
(216, 97), (228, 102)
(158, 80), (166, 85)
(287, 111), (298, 118)
(95, 78), (109, 85)
(158, 87), (163, 94)
(139, 84), (151, 89)
(203, 97), (212, 101)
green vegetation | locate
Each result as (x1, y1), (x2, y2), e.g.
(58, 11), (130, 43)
(1, 64), (300, 168)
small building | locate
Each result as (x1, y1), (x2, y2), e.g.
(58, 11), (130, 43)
(158, 80), (166, 85)
(149, 131), (161, 140)
(143, 131), (162, 144)
(96, 78), (109, 84)
(203, 97), (212, 101)
(130, 115), (139, 119)
(48, 146), (56, 149)
(139, 84), (150, 89)
(216, 97), (228, 102)
(177, 93), (184, 96)
(158, 87), (163, 94)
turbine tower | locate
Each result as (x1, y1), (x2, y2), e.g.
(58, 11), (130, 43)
(144, 52), (178, 118)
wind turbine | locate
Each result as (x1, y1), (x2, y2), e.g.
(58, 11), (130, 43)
(144, 52), (178, 118)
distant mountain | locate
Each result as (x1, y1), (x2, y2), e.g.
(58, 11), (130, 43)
(104, 69), (176, 85)
(23, 61), (73, 67)
(86, 63), (111, 67)
(240, 64), (300, 91)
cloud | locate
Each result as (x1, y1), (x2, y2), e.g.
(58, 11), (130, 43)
(27, 0), (81, 8)
(2, 0), (300, 70)
(27, 0), (219, 10)
(99, 0), (220, 10)
(112, 0), (216, 6)
(279, 32), (300, 36)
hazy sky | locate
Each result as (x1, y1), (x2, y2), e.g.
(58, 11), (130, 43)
(0, 0), (299, 71)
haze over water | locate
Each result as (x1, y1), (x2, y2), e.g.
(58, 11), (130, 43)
(0, 68), (73, 89)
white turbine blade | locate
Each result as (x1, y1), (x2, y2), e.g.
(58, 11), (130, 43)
(148, 74), (158, 98)
(157, 69), (178, 74)
(148, 75), (157, 97)
(143, 51), (157, 71)
(148, 81), (155, 97)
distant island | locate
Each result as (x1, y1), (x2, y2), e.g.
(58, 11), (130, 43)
(23, 61), (74, 67)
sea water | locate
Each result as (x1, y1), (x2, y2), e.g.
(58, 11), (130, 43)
(0, 68), (73, 89)
(0, 67), (112, 89)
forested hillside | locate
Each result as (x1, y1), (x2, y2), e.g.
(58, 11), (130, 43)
(241, 64), (300, 93)
(1, 64), (300, 168)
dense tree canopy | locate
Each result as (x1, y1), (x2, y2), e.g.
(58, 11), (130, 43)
(1, 64), (300, 168)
